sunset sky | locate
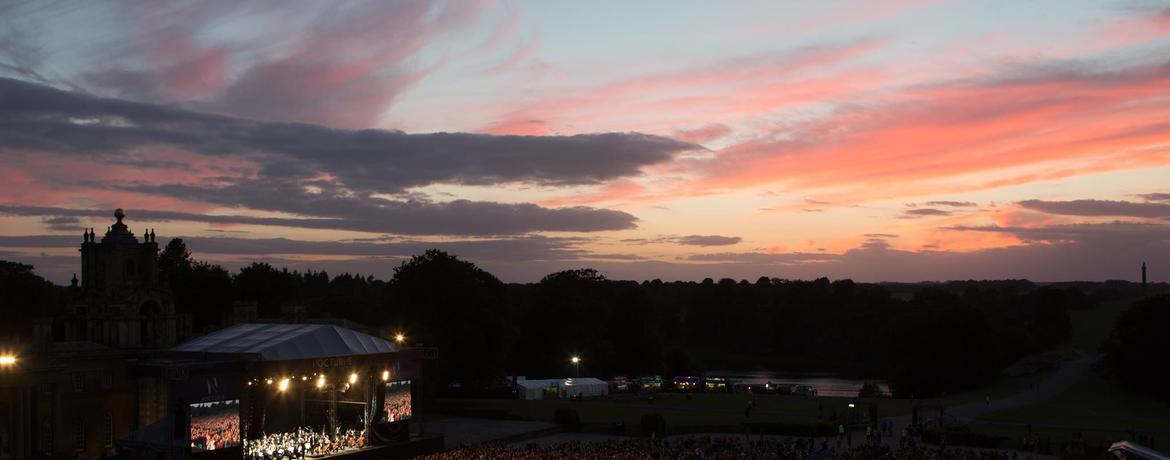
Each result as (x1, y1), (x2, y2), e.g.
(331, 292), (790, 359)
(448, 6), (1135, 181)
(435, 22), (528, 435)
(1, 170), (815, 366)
(2, 0), (1169, 284)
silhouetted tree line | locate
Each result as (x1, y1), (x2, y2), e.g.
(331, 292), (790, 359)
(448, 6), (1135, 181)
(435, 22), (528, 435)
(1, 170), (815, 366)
(0, 240), (1155, 398)
(0, 260), (64, 341)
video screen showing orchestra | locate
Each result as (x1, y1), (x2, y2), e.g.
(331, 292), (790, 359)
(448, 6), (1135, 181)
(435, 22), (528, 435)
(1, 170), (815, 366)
(189, 400), (241, 452)
(384, 380), (412, 422)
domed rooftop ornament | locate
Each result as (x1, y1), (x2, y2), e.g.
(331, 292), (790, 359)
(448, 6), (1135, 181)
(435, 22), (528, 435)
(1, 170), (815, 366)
(101, 208), (138, 244)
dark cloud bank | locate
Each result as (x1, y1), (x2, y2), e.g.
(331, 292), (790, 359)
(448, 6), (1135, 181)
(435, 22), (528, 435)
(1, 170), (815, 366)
(0, 77), (699, 235)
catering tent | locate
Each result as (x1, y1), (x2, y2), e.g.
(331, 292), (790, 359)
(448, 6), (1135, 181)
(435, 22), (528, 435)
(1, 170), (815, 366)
(516, 377), (609, 400)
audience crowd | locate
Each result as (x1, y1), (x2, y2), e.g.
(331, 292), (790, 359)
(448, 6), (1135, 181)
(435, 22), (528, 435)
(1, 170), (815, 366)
(189, 409), (241, 451)
(417, 436), (1047, 460)
(384, 387), (413, 422)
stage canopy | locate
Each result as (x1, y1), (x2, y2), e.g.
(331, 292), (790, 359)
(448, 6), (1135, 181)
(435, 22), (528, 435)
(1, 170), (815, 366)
(171, 323), (399, 361)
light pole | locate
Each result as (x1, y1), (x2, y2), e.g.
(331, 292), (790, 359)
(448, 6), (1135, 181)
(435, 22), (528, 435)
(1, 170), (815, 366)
(570, 356), (581, 377)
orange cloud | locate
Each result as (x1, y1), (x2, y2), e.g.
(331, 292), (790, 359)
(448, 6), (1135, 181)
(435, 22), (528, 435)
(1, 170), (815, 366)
(684, 59), (1170, 200)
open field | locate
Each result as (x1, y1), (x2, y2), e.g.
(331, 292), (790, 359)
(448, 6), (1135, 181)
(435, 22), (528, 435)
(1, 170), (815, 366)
(972, 296), (1170, 451)
(1067, 298), (1134, 352)
(976, 371), (1170, 449)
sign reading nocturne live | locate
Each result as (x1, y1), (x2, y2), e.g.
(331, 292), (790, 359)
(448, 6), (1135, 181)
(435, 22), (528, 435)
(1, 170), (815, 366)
(189, 400), (241, 452)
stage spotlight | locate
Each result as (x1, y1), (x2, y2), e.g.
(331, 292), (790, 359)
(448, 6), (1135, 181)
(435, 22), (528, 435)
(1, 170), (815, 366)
(266, 378), (273, 385)
(0, 354), (16, 366)
(316, 375), (326, 389)
(348, 372), (358, 384)
(381, 370), (390, 381)
(278, 378), (290, 392)
(394, 333), (405, 344)
(302, 376), (308, 381)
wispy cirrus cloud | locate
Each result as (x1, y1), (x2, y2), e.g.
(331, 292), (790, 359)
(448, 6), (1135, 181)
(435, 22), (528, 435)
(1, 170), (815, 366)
(483, 37), (886, 135)
(7, 1), (501, 129)
(923, 201), (978, 207)
(902, 208), (952, 218)
(622, 234), (742, 247)
(1017, 199), (1170, 219)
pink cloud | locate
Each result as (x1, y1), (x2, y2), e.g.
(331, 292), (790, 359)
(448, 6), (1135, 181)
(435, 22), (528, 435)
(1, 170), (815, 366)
(85, 2), (494, 129)
(482, 38), (886, 134)
(1092, 7), (1170, 50)
(681, 59), (1170, 199)
(673, 124), (733, 144)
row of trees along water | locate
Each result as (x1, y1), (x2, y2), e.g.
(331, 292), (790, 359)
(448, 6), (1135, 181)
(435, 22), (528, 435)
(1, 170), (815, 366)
(1, 238), (1163, 400)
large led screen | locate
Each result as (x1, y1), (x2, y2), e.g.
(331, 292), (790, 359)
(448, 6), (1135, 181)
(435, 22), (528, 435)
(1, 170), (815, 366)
(383, 380), (412, 422)
(189, 400), (241, 452)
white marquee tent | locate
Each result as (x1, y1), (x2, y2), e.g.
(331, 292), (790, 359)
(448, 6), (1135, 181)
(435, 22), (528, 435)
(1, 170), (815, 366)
(516, 377), (609, 400)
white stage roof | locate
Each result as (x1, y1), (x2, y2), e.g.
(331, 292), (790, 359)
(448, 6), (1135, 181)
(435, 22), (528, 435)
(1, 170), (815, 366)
(171, 323), (399, 361)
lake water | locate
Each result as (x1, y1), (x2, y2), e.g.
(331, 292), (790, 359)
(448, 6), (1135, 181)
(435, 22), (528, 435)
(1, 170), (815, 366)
(705, 370), (890, 398)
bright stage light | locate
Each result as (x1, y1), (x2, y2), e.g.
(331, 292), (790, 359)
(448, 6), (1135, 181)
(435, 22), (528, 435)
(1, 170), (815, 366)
(265, 378), (273, 385)
(848, 403), (856, 408)
(316, 375), (326, 389)
(381, 370), (390, 381)
(0, 355), (16, 366)
(302, 376), (308, 381)
(348, 372), (358, 384)
(278, 378), (290, 392)
(570, 356), (580, 364)
(394, 333), (405, 344)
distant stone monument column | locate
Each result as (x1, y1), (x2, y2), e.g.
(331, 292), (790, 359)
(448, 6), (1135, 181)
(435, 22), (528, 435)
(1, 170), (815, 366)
(1141, 261), (1147, 293)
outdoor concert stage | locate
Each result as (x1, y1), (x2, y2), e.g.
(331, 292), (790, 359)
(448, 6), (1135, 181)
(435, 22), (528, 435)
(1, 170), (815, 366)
(152, 323), (440, 459)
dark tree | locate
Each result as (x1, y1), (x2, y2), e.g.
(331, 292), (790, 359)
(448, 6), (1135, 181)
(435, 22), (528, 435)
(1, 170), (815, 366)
(384, 250), (513, 388)
(174, 261), (235, 330)
(888, 290), (999, 398)
(157, 238), (192, 285)
(235, 263), (302, 318)
(1103, 295), (1170, 401)
(0, 260), (61, 340)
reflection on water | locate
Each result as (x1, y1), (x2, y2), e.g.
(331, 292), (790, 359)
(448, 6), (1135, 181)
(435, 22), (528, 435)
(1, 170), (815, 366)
(705, 370), (890, 398)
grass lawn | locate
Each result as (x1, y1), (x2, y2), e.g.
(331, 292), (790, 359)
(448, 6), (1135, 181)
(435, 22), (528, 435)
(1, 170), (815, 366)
(929, 372), (1050, 407)
(1067, 298), (1135, 352)
(977, 371), (1170, 449)
(971, 296), (1170, 451)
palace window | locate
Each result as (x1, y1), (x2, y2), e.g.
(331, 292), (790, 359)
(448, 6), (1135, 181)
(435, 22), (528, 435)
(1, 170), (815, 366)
(74, 419), (86, 451)
(104, 413), (114, 448)
(72, 373), (85, 393)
